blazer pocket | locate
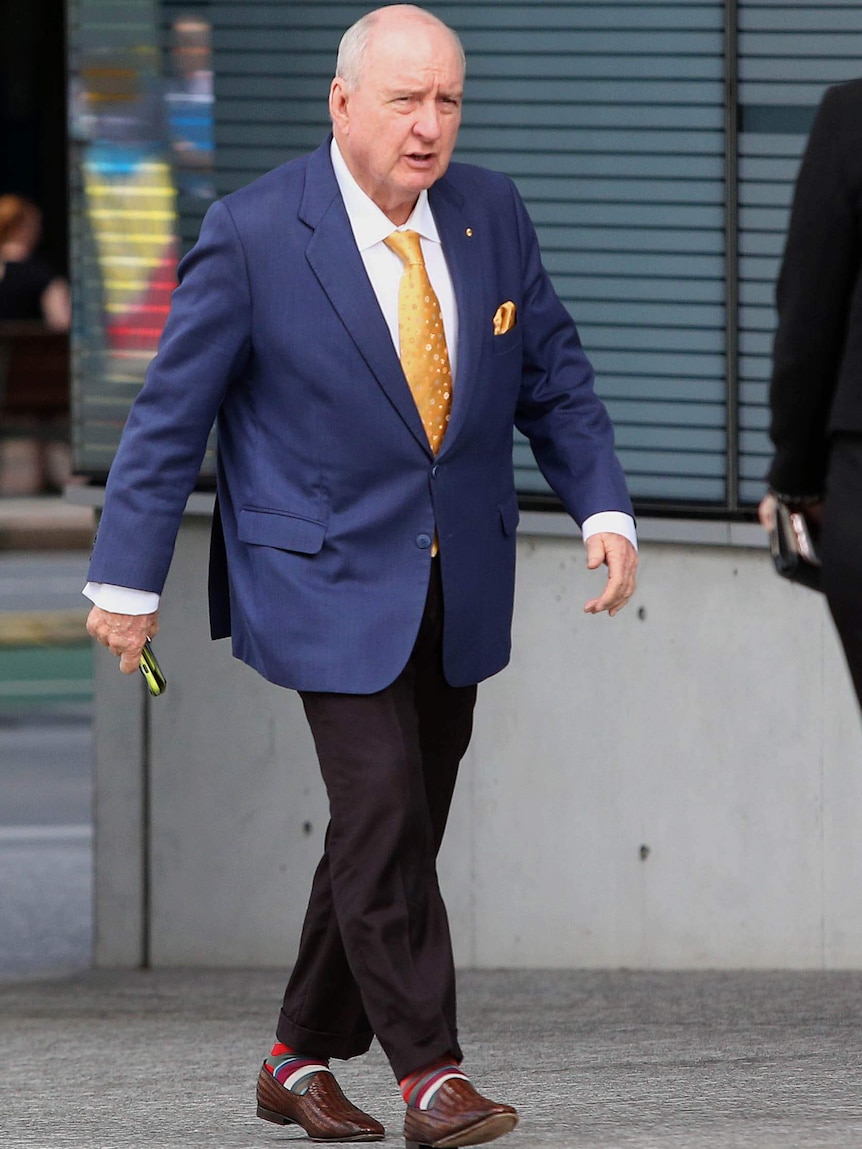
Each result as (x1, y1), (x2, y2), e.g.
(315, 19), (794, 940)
(238, 507), (327, 554)
(498, 492), (520, 537)
(492, 326), (522, 356)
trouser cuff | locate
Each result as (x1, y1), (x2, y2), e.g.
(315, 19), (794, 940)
(276, 1010), (375, 1062)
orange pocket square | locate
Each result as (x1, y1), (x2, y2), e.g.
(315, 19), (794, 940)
(493, 301), (517, 335)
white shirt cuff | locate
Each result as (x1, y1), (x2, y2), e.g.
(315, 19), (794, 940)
(82, 516), (636, 612)
(83, 582), (161, 614)
(581, 512), (638, 550)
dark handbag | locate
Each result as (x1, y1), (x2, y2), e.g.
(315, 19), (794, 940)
(769, 498), (822, 592)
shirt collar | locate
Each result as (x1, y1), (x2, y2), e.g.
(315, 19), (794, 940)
(330, 138), (440, 251)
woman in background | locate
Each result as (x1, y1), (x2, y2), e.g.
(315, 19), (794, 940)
(0, 194), (70, 331)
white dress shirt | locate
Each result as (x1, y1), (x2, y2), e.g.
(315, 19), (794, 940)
(85, 141), (634, 615)
(329, 138), (459, 381)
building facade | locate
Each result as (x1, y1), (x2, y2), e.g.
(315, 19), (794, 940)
(68, 1), (862, 969)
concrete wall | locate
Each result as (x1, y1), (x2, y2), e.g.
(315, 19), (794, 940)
(91, 506), (862, 970)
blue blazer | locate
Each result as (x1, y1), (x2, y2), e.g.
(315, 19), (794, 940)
(88, 139), (633, 692)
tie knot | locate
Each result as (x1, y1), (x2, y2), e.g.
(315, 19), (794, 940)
(384, 229), (425, 267)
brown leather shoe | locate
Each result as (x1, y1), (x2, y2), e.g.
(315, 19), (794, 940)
(403, 1078), (518, 1148)
(256, 1063), (385, 1141)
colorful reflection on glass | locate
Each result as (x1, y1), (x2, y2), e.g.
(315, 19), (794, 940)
(166, 17), (215, 200)
(69, 5), (214, 476)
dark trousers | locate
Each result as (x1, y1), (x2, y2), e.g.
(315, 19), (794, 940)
(821, 434), (862, 708)
(276, 559), (478, 1081)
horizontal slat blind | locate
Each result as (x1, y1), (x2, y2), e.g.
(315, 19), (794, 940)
(442, 2), (727, 504)
(736, 0), (862, 503)
(207, 0), (728, 507)
(69, 0), (221, 476)
(70, 0), (728, 506)
(210, 1), (347, 180)
(70, 0), (862, 511)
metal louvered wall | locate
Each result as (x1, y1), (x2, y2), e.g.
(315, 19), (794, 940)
(68, 0), (862, 516)
(452, 2), (729, 506)
(211, 0), (731, 506)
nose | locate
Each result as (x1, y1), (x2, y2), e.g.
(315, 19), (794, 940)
(413, 99), (441, 142)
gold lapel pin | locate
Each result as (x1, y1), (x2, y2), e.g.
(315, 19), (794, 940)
(465, 228), (473, 237)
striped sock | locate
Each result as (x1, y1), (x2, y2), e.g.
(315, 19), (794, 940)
(264, 1042), (331, 1096)
(400, 1058), (468, 1110)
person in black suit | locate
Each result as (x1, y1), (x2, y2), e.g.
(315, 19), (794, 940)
(759, 78), (862, 708)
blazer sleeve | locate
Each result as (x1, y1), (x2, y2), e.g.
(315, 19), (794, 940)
(88, 197), (252, 592)
(767, 84), (862, 496)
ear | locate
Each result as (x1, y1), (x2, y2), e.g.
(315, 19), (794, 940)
(329, 78), (350, 132)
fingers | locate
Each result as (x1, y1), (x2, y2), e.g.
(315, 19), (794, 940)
(583, 533), (638, 617)
(758, 493), (777, 531)
(758, 493), (824, 531)
(119, 647), (145, 674)
(86, 606), (160, 674)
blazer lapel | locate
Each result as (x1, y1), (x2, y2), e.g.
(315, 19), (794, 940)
(300, 142), (430, 451)
(429, 179), (485, 455)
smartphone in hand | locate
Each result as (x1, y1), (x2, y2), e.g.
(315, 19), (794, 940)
(140, 639), (167, 697)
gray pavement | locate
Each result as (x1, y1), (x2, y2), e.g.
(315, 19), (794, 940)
(3, 967), (862, 1148)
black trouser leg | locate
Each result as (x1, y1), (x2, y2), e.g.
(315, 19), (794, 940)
(276, 561), (477, 1080)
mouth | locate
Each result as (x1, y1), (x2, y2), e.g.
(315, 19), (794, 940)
(404, 152), (436, 166)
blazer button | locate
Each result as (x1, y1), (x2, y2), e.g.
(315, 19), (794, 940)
(416, 533), (432, 549)
(431, 464), (439, 478)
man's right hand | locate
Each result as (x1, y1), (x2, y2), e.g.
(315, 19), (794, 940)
(86, 606), (160, 674)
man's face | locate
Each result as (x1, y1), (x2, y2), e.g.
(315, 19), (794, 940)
(330, 17), (464, 224)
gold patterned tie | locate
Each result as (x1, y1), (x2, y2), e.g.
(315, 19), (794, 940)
(383, 229), (452, 456)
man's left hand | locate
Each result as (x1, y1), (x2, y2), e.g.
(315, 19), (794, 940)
(583, 532), (638, 616)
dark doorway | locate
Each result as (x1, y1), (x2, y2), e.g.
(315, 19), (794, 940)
(0, 0), (68, 275)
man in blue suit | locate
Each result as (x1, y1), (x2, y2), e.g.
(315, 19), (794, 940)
(86, 6), (637, 1145)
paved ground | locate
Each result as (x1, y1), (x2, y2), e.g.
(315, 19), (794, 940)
(3, 967), (862, 1148)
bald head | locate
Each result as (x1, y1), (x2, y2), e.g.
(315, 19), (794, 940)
(335, 5), (465, 92)
(328, 4), (465, 224)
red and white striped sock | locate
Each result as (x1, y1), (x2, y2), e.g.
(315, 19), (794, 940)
(400, 1057), (468, 1110)
(264, 1042), (331, 1096)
